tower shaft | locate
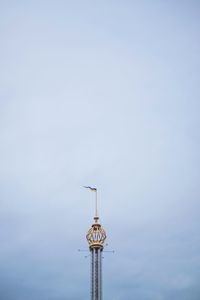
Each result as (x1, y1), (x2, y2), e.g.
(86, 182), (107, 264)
(91, 248), (102, 300)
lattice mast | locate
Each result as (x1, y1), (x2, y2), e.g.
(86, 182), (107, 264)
(84, 187), (107, 300)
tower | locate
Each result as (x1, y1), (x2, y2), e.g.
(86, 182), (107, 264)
(85, 187), (107, 300)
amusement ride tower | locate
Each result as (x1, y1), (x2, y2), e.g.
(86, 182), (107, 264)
(84, 187), (107, 300)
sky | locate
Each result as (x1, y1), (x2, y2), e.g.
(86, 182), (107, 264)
(0, 1), (200, 299)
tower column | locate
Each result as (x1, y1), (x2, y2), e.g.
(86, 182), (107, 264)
(90, 247), (103, 300)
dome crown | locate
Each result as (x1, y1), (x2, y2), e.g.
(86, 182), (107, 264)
(86, 219), (106, 249)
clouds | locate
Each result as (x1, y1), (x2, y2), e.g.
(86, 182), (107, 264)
(0, 1), (200, 299)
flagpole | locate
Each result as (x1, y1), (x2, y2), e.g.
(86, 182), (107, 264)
(95, 189), (98, 218)
(83, 186), (98, 222)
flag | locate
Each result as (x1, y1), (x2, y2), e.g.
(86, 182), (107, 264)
(83, 186), (97, 191)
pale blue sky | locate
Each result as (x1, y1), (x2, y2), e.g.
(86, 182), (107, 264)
(0, 1), (200, 299)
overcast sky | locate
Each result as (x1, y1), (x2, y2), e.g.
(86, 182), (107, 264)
(0, 1), (200, 299)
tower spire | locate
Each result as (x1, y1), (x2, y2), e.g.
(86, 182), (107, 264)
(83, 186), (99, 222)
(95, 188), (98, 218)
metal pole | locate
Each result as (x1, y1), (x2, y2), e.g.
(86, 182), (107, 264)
(95, 190), (98, 218)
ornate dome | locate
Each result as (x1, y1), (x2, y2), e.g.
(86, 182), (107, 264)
(86, 221), (107, 249)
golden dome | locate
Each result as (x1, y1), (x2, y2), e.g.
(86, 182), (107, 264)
(86, 220), (107, 249)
